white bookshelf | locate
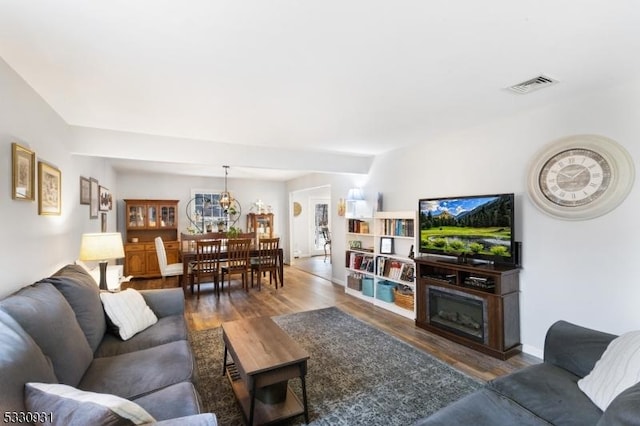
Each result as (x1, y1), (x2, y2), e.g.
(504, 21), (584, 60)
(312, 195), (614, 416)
(345, 216), (375, 302)
(344, 211), (417, 320)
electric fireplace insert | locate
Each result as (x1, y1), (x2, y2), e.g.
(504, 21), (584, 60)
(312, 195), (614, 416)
(428, 286), (488, 344)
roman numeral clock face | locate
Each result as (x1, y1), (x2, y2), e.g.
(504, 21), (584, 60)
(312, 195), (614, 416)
(528, 135), (635, 220)
(539, 149), (611, 207)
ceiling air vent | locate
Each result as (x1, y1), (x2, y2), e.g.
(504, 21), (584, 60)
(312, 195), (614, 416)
(508, 75), (558, 94)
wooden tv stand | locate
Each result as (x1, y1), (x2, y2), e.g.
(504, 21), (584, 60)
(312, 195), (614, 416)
(414, 256), (521, 360)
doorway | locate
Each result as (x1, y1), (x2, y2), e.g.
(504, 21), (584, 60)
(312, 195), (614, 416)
(290, 186), (332, 281)
(310, 197), (330, 256)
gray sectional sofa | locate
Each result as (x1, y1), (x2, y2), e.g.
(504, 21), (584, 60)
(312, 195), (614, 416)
(416, 320), (640, 426)
(0, 264), (216, 425)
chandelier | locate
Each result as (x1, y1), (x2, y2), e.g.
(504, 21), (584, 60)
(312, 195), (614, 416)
(219, 165), (231, 211)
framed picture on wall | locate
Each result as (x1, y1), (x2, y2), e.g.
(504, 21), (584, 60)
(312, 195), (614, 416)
(99, 185), (112, 211)
(11, 143), (35, 200)
(101, 212), (107, 232)
(80, 176), (91, 205)
(38, 161), (61, 215)
(89, 178), (99, 219)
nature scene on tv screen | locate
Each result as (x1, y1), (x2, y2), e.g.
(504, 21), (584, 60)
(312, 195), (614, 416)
(419, 194), (513, 258)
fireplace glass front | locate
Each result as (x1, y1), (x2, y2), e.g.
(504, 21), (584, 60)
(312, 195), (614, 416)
(428, 286), (488, 344)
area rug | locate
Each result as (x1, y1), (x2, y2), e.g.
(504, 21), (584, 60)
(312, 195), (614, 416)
(190, 307), (482, 425)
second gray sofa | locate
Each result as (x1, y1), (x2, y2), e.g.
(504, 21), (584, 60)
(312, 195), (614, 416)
(416, 320), (640, 426)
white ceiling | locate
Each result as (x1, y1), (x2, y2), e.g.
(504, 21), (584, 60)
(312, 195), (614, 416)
(2, 1), (639, 179)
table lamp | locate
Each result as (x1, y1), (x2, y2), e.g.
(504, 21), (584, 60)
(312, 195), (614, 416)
(79, 232), (125, 291)
(346, 188), (365, 201)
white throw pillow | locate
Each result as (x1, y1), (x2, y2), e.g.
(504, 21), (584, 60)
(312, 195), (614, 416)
(100, 288), (158, 340)
(25, 382), (155, 425)
(578, 330), (640, 411)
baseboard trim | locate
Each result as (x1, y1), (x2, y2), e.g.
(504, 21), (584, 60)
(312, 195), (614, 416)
(522, 344), (543, 360)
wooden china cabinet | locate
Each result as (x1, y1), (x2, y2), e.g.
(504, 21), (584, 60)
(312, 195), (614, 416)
(246, 213), (274, 241)
(123, 199), (179, 277)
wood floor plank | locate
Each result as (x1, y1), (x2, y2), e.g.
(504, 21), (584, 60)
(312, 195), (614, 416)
(124, 264), (539, 382)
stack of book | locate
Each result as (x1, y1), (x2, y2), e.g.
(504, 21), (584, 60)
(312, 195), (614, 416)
(377, 257), (414, 282)
(349, 252), (374, 273)
(347, 219), (370, 234)
(380, 219), (415, 237)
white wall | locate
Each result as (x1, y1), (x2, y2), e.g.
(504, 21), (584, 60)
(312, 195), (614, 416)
(0, 59), (117, 298)
(364, 79), (640, 357)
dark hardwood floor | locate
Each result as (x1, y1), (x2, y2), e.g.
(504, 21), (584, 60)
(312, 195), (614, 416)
(124, 264), (540, 383)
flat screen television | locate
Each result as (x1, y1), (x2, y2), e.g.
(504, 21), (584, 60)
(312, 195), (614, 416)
(418, 193), (515, 265)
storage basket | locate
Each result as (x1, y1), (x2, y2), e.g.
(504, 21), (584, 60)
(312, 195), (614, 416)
(393, 288), (414, 310)
(362, 277), (374, 297)
(347, 274), (362, 291)
(376, 280), (396, 303)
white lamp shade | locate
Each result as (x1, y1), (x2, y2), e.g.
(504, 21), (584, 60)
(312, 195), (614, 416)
(347, 188), (365, 201)
(79, 232), (125, 261)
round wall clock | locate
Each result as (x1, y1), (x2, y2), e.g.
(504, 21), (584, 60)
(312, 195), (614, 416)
(527, 134), (635, 220)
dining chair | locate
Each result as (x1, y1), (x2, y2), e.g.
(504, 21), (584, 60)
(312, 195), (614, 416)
(191, 239), (222, 298)
(250, 237), (280, 291)
(321, 227), (331, 263)
(221, 238), (252, 293)
(155, 236), (184, 286)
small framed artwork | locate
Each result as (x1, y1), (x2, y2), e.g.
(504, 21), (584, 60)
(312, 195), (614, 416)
(380, 237), (394, 254)
(101, 212), (107, 232)
(11, 143), (35, 200)
(80, 176), (91, 205)
(89, 178), (99, 219)
(349, 240), (362, 249)
(99, 185), (112, 211)
(38, 161), (61, 215)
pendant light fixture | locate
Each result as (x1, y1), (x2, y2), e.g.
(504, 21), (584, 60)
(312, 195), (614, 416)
(219, 165), (231, 211)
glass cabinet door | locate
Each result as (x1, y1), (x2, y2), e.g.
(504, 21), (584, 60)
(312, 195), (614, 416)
(128, 205), (146, 228)
(160, 205), (176, 228)
(249, 213), (273, 239)
(257, 216), (271, 236)
(147, 205), (157, 228)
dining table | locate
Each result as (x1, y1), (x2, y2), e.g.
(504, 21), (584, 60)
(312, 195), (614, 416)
(179, 239), (284, 294)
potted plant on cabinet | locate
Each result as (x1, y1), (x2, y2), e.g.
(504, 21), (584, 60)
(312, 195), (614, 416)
(226, 226), (241, 238)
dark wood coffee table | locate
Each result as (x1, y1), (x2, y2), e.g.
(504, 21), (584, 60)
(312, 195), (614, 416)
(221, 317), (310, 425)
